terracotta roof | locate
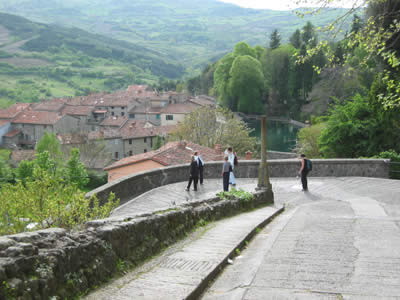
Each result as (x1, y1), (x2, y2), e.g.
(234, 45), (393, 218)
(0, 120), (10, 127)
(62, 105), (94, 116)
(100, 116), (128, 127)
(119, 120), (175, 139)
(105, 140), (224, 171)
(129, 103), (162, 114)
(0, 103), (31, 119)
(126, 85), (150, 92)
(12, 111), (63, 125)
(4, 129), (21, 137)
(32, 101), (65, 112)
(88, 129), (121, 140)
(11, 150), (35, 165)
(188, 96), (216, 107)
(161, 102), (199, 114)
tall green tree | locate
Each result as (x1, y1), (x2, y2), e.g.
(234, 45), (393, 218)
(229, 55), (265, 113)
(290, 29), (302, 49)
(269, 29), (281, 49)
(36, 132), (64, 163)
(65, 148), (89, 189)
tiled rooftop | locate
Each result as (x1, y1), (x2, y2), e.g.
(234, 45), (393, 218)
(0, 103), (31, 119)
(12, 111), (63, 125)
(104, 140), (224, 171)
(62, 105), (94, 116)
(161, 102), (199, 114)
(100, 116), (128, 127)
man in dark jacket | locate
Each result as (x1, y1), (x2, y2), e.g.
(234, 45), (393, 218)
(185, 156), (199, 191)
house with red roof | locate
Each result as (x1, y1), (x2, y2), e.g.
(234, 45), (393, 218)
(9, 111), (80, 149)
(0, 120), (11, 146)
(160, 102), (200, 126)
(0, 103), (31, 121)
(104, 140), (224, 182)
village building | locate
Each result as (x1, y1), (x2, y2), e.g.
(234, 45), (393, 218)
(61, 105), (95, 132)
(9, 111), (80, 149)
(160, 102), (200, 126)
(0, 120), (11, 145)
(104, 140), (224, 182)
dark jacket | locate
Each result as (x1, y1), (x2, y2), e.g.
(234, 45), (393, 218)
(190, 160), (199, 177)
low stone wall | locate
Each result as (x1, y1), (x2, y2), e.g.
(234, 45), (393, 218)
(0, 190), (273, 300)
(89, 159), (389, 205)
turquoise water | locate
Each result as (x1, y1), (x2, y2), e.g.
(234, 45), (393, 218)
(246, 119), (299, 153)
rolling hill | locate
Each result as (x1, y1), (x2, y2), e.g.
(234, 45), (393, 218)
(0, 12), (185, 106)
(0, 0), (351, 70)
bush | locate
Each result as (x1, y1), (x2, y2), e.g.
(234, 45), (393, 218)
(373, 150), (400, 179)
(0, 168), (118, 236)
(86, 171), (108, 190)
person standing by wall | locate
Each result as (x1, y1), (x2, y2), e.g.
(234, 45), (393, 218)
(194, 151), (205, 185)
(225, 147), (236, 186)
(185, 156), (199, 191)
(221, 156), (232, 191)
(298, 153), (311, 191)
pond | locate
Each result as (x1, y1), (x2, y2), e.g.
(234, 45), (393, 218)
(246, 119), (300, 153)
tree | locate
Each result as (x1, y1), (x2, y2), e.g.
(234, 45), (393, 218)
(228, 55), (265, 113)
(269, 29), (281, 49)
(65, 148), (89, 189)
(290, 29), (302, 49)
(36, 132), (64, 163)
(0, 158), (12, 185)
(170, 106), (256, 155)
(152, 135), (163, 150)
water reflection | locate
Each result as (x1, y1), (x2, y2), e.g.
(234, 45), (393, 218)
(246, 119), (299, 152)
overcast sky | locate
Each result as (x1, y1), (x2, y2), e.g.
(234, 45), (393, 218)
(218, 0), (359, 11)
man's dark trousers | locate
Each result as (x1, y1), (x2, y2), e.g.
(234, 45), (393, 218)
(223, 172), (230, 191)
(187, 176), (199, 191)
(301, 170), (309, 191)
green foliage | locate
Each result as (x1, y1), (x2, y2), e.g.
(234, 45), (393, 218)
(372, 150), (400, 179)
(269, 29), (281, 49)
(0, 157), (13, 185)
(86, 171), (108, 191)
(296, 123), (325, 158)
(216, 187), (254, 203)
(36, 132), (64, 163)
(170, 106), (256, 155)
(0, 167), (119, 235)
(229, 55), (264, 113)
(152, 135), (163, 151)
(65, 148), (89, 189)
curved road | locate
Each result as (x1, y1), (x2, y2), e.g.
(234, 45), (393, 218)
(203, 177), (400, 299)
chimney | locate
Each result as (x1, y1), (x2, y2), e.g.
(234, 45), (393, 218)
(214, 144), (222, 153)
(245, 150), (253, 160)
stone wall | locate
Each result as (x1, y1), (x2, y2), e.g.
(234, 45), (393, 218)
(0, 190), (273, 299)
(89, 159), (389, 205)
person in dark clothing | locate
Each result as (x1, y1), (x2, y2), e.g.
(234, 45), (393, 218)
(222, 156), (232, 192)
(185, 156), (199, 191)
(194, 151), (205, 185)
(298, 153), (309, 191)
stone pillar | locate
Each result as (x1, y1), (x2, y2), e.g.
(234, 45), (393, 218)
(256, 116), (273, 196)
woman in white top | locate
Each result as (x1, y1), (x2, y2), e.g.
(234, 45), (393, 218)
(224, 147), (236, 186)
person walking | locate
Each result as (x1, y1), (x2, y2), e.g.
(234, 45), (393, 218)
(194, 151), (205, 185)
(222, 156), (232, 192)
(185, 156), (199, 191)
(225, 147), (236, 186)
(298, 153), (311, 191)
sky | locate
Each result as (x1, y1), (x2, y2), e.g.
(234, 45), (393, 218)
(218, 0), (358, 11)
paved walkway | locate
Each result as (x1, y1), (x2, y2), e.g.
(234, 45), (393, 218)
(86, 177), (400, 299)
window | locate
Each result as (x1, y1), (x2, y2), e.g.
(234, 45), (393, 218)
(144, 137), (147, 143)
(156, 114), (160, 119)
(111, 106), (114, 109)
(129, 139), (132, 145)
(150, 137), (153, 148)
(144, 149), (147, 153)
(121, 112), (125, 116)
(114, 139), (119, 145)
(122, 107), (125, 110)
(130, 114), (135, 119)
(111, 112), (115, 116)
(44, 125), (47, 129)
(166, 115), (173, 121)
(115, 152), (119, 159)
(129, 150), (133, 156)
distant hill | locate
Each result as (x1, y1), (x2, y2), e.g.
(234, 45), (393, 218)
(0, 0), (351, 69)
(0, 12), (185, 106)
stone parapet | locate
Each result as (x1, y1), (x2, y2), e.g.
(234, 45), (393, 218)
(89, 159), (389, 205)
(0, 191), (273, 299)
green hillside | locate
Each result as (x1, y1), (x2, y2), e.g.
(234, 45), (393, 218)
(0, 12), (184, 107)
(0, 0), (351, 70)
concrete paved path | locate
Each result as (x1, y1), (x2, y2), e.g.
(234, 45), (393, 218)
(86, 177), (400, 299)
(203, 177), (400, 299)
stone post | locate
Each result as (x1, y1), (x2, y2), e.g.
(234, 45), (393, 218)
(256, 116), (273, 196)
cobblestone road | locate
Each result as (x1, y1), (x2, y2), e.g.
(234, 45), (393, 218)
(203, 177), (400, 299)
